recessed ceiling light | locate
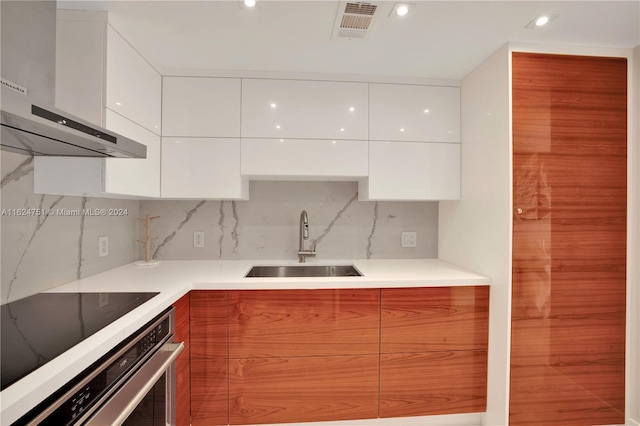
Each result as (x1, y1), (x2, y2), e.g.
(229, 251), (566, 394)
(395, 4), (409, 16)
(349, 106), (355, 112)
(423, 109), (430, 114)
(244, 0), (256, 8)
(525, 14), (558, 29)
(535, 16), (549, 26)
(270, 103), (277, 108)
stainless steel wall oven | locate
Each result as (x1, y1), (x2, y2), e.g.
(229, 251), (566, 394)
(15, 307), (183, 425)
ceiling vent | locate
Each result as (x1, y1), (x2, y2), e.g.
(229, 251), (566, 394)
(332, 2), (380, 39)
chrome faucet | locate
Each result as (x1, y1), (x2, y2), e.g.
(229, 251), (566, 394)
(298, 210), (316, 263)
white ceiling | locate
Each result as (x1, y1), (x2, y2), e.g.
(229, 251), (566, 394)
(60, 1), (640, 80)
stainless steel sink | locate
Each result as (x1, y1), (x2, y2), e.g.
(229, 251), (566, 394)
(245, 265), (362, 278)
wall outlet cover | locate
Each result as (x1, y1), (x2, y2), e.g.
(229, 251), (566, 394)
(193, 231), (205, 248)
(401, 231), (417, 248)
(98, 236), (109, 257)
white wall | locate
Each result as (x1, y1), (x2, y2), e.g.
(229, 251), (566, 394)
(439, 44), (512, 426)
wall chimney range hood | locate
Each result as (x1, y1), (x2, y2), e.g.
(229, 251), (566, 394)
(1, 91), (147, 158)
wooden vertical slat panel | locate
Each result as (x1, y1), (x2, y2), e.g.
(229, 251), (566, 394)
(190, 291), (229, 425)
(173, 293), (190, 426)
(190, 290), (228, 358)
(191, 357), (229, 426)
(510, 52), (627, 426)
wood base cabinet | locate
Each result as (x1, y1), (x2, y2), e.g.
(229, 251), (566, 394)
(189, 286), (489, 425)
(380, 286), (489, 418)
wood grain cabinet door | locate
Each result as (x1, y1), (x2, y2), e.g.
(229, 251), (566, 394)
(228, 289), (380, 424)
(228, 289), (380, 357)
(379, 286), (489, 418)
(190, 291), (229, 426)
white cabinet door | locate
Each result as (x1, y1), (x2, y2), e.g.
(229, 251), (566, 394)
(369, 84), (460, 143)
(161, 138), (248, 199)
(55, 16), (104, 125)
(106, 26), (161, 135)
(38, 12), (161, 199)
(104, 110), (160, 197)
(241, 79), (368, 140)
(162, 77), (241, 137)
(361, 141), (460, 201)
(241, 138), (368, 179)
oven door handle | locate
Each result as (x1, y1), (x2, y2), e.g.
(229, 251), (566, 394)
(84, 341), (184, 425)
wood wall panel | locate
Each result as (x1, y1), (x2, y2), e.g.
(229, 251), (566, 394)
(381, 286), (489, 353)
(228, 289), (379, 357)
(172, 293), (190, 426)
(510, 52), (627, 426)
(191, 357), (229, 426)
(379, 351), (487, 418)
(229, 355), (378, 425)
(190, 290), (228, 358)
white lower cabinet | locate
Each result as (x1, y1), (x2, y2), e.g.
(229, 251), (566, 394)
(161, 138), (248, 199)
(359, 141), (460, 201)
(241, 138), (368, 180)
(34, 111), (161, 198)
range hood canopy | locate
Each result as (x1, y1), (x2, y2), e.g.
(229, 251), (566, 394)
(1, 89), (147, 158)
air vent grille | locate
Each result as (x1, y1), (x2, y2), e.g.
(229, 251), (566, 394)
(335, 2), (378, 39)
(340, 14), (373, 31)
(344, 2), (377, 15)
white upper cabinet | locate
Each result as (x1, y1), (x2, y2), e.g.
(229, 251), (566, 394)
(37, 10), (161, 198)
(241, 79), (368, 140)
(360, 141), (460, 201)
(241, 138), (368, 179)
(161, 138), (248, 199)
(162, 77), (241, 137)
(369, 84), (460, 143)
(106, 27), (161, 135)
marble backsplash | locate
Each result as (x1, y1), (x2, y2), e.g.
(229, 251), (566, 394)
(1, 151), (139, 303)
(140, 181), (438, 261)
(2, 151), (439, 303)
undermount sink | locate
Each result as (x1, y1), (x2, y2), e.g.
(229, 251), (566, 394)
(245, 265), (363, 278)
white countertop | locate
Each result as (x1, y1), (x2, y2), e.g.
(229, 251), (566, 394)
(0, 258), (489, 425)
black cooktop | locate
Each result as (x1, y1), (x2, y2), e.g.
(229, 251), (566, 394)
(1, 292), (159, 390)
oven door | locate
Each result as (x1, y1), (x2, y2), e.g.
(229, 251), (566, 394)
(85, 342), (183, 426)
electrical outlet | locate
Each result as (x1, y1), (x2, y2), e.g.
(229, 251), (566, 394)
(98, 236), (109, 257)
(401, 232), (417, 248)
(193, 231), (205, 248)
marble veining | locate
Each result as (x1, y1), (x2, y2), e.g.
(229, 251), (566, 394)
(140, 181), (438, 261)
(76, 197), (88, 280)
(6, 194), (64, 301)
(0, 155), (33, 189)
(153, 200), (206, 259)
(366, 202), (379, 259)
(1, 151), (139, 303)
(311, 192), (358, 248)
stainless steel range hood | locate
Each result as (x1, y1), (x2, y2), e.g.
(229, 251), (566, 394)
(0, 1), (147, 159)
(1, 92), (147, 158)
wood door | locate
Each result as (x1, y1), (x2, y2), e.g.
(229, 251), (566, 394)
(510, 52), (627, 425)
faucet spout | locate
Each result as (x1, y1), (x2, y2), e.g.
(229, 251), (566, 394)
(298, 210), (316, 263)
